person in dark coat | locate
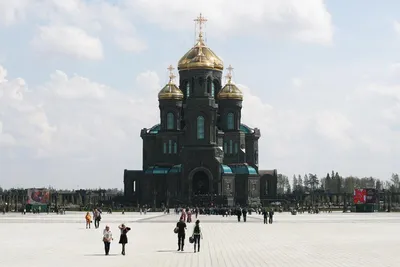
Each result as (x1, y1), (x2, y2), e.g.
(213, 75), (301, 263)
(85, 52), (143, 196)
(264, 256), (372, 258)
(262, 209), (268, 224)
(176, 218), (187, 251)
(236, 208), (241, 222)
(269, 209), (274, 224)
(118, 224), (131, 255)
(242, 208), (247, 222)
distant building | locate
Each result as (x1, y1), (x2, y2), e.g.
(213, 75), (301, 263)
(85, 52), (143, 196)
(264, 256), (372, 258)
(124, 14), (277, 207)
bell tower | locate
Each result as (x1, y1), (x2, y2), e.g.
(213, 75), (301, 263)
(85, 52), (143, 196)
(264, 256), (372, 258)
(177, 14), (225, 199)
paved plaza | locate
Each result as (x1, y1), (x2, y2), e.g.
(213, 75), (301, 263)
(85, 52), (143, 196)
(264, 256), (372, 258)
(1, 211), (399, 267)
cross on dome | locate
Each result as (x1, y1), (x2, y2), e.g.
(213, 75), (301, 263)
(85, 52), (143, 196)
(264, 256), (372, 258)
(194, 13), (207, 41)
(167, 65), (176, 82)
(225, 64), (234, 83)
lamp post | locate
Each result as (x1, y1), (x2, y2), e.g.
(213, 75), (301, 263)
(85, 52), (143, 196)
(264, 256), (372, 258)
(153, 189), (158, 209)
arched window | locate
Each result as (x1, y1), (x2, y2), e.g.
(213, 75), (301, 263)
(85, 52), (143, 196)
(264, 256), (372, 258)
(166, 112), (174, 130)
(197, 116), (205, 140)
(229, 140), (233, 154)
(234, 143), (238, 154)
(186, 82), (190, 98)
(224, 142), (227, 153)
(163, 143), (167, 154)
(168, 140), (172, 154)
(211, 82), (215, 97)
(173, 142), (177, 154)
(227, 113), (234, 130)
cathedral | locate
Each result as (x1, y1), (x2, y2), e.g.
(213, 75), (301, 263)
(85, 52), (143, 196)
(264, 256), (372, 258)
(124, 14), (277, 207)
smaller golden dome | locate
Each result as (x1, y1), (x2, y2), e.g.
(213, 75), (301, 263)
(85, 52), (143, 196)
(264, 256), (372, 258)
(217, 65), (243, 101)
(158, 65), (184, 100)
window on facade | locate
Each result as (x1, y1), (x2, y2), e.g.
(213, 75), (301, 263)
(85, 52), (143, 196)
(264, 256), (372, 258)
(255, 150), (258, 164)
(173, 142), (177, 154)
(163, 143), (167, 154)
(186, 83), (190, 98)
(229, 140), (233, 154)
(224, 142), (227, 153)
(168, 140), (172, 154)
(227, 113), (234, 130)
(166, 112), (174, 130)
(211, 82), (215, 97)
(133, 181), (136, 192)
(197, 116), (205, 139)
(234, 143), (238, 154)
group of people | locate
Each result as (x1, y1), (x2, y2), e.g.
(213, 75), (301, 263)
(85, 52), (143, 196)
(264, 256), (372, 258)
(85, 209), (102, 229)
(102, 224), (131, 255)
(175, 218), (203, 252)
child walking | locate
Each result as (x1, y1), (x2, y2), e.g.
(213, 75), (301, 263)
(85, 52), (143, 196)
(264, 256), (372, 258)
(192, 220), (203, 253)
(118, 224), (131, 255)
(85, 212), (92, 229)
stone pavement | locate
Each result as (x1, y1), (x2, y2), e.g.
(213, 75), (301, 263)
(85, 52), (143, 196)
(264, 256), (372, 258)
(1, 212), (399, 267)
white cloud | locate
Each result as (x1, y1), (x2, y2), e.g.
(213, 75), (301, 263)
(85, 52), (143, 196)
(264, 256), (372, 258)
(127, 0), (333, 44)
(31, 25), (103, 60)
(292, 78), (303, 88)
(0, 0), (28, 26)
(115, 36), (147, 53)
(394, 20), (400, 35)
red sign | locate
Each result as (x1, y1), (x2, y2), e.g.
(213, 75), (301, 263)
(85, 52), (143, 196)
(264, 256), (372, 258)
(353, 189), (366, 204)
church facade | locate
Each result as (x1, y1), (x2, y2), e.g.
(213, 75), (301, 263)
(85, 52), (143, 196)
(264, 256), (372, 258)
(124, 14), (277, 207)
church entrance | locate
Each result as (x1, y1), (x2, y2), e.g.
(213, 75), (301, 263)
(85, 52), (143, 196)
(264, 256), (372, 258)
(192, 171), (210, 195)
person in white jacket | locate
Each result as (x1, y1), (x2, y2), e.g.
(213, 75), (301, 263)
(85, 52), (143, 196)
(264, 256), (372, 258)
(103, 225), (113, 255)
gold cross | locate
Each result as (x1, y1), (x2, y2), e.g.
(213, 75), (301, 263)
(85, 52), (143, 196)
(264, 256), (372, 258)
(194, 13), (207, 39)
(225, 64), (234, 81)
(167, 65), (176, 81)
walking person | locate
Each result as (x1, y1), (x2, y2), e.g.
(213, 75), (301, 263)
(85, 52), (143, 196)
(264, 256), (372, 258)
(192, 220), (203, 253)
(118, 224), (131, 255)
(102, 225), (113, 255)
(176, 218), (187, 251)
(262, 209), (268, 224)
(269, 209), (274, 224)
(242, 208), (247, 222)
(85, 212), (92, 229)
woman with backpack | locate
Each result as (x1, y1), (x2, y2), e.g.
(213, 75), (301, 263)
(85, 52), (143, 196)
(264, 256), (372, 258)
(192, 220), (203, 253)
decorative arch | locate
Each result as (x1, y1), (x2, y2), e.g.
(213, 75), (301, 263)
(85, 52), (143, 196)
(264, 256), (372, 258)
(188, 167), (213, 195)
(166, 112), (174, 130)
(196, 115), (205, 139)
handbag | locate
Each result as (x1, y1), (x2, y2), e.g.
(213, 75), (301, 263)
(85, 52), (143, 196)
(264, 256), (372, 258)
(189, 236), (194, 243)
(173, 227), (179, 234)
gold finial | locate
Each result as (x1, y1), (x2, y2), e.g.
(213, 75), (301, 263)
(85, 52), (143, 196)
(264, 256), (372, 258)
(225, 64), (234, 83)
(167, 65), (176, 83)
(194, 13), (207, 42)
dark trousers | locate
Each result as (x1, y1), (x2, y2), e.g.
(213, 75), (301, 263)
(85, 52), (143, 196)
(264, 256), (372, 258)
(243, 215), (247, 222)
(264, 217), (268, 224)
(269, 216), (273, 224)
(178, 233), (185, 250)
(237, 215), (241, 222)
(95, 219), (100, 228)
(193, 235), (200, 251)
(104, 241), (110, 255)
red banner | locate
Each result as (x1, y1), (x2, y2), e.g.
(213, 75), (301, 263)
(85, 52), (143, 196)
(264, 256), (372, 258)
(353, 189), (366, 204)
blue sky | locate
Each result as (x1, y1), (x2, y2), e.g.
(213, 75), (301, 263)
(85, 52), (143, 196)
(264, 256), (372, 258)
(0, 0), (399, 189)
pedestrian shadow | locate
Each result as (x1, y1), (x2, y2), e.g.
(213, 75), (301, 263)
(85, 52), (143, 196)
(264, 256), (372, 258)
(84, 254), (118, 256)
(156, 250), (192, 253)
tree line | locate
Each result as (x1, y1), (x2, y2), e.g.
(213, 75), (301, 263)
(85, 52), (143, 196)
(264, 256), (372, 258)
(277, 171), (400, 195)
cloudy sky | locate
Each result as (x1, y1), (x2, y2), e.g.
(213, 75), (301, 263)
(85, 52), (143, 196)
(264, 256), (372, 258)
(0, 0), (399, 189)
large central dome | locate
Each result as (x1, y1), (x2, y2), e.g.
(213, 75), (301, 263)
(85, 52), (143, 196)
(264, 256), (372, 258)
(177, 14), (223, 71)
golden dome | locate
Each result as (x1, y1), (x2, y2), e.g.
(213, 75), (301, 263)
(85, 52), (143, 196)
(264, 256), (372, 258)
(217, 65), (243, 100)
(158, 65), (184, 100)
(177, 33), (224, 71)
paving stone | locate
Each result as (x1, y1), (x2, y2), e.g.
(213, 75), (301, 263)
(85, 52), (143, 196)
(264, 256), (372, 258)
(0, 212), (399, 267)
